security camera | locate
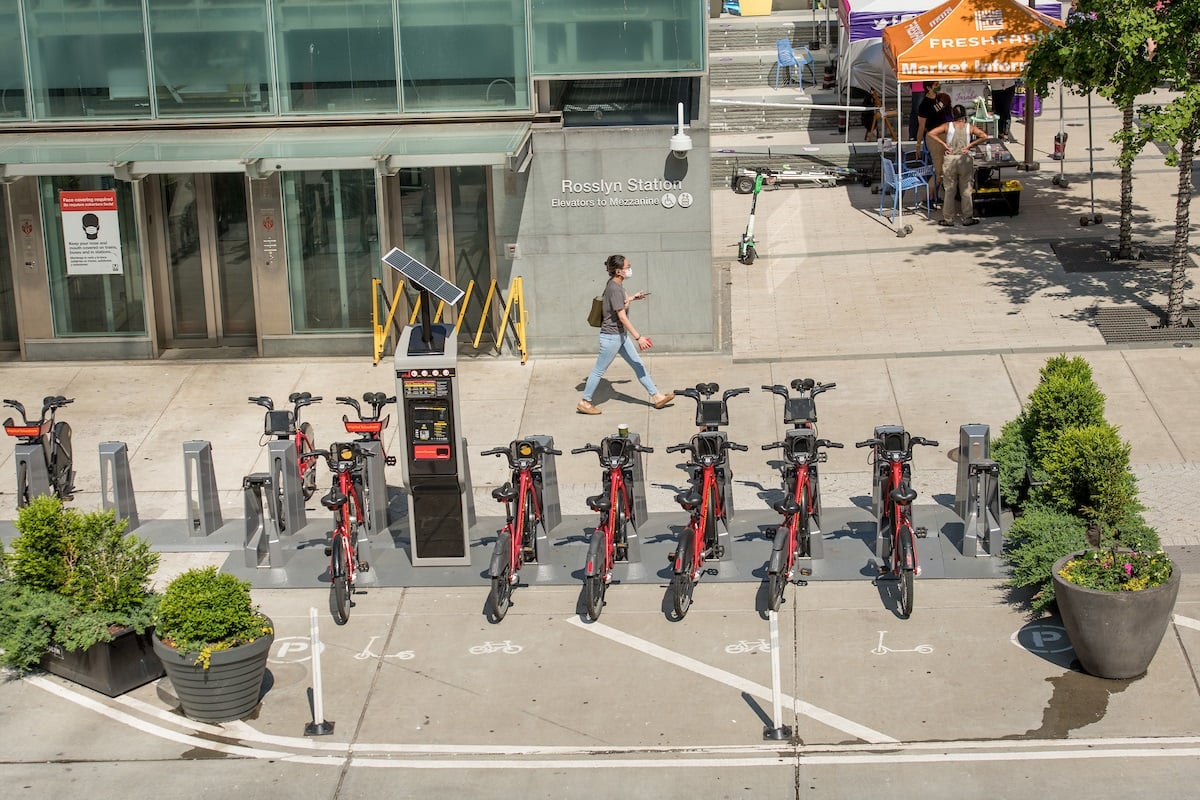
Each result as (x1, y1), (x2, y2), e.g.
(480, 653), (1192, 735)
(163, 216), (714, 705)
(669, 101), (691, 160)
(670, 132), (693, 159)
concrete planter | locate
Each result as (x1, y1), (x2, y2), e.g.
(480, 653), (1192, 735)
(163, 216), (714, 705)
(153, 621), (274, 723)
(1052, 552), (1180, 679)
(40, 627), (164, 697)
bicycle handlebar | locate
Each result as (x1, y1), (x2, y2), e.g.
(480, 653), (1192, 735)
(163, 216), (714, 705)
(482, 441), (561, 468)
(855, 436), (939, 455)
(3, 396), (73, 425)
(762, 439), (844, 451)
(667, 439), (747, 457)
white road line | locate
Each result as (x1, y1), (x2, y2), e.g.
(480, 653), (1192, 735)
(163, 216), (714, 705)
(1174, 614), (1200, 632)
(564, 617), (897, 744)
(24, 675), (1200, 770)
(348, 747), (1200, 769)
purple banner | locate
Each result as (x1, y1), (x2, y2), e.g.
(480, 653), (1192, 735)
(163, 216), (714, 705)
(845, 2), (1062, 42)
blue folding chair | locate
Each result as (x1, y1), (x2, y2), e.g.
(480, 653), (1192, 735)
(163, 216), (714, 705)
(723, 1), (742, 15)
(772, 39), (815, 90)
(878, 156), (930, 220)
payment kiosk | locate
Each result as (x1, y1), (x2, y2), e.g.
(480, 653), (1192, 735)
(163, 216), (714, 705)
(387, 248), (474, 566)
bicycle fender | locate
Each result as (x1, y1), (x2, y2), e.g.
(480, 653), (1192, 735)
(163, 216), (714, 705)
(489, 531), (511, 578)
(770, 524), (789, 553)
(584, 530), (605, 578)
(768, 543), (787, 577)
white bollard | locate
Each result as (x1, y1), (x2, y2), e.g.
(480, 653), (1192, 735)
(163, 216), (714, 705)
(304, 607), (335, 736)
(763, 609), (792, 740)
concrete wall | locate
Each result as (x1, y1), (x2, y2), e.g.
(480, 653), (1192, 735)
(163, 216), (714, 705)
(495, 126), (715, 355)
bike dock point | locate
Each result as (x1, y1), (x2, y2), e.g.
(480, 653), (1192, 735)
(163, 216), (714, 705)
(98, 441), (139, 532)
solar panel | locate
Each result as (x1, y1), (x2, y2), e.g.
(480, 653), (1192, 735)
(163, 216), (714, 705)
(382, 248), (464, 306)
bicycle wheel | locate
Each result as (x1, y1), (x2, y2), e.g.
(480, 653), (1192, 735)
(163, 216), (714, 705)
(330, 533), (351, 625)
(585, 573), (605, 621)
(702, 484), (717, 551)
(489, 564), (513, 622)
(797, 480), (812, 558)
(766, 526), (789, 612)
(898, 532), (914, 619)
(522, 488), (538, 560)
(614, 489), (629, 559)
(270, 457), (288, 534)
(49, 421), (73, 497)
(299, 422), (317, 500)
(15, 460), (30, 508)
(584, 526), (607, 621)
(671, 535), (696, 620)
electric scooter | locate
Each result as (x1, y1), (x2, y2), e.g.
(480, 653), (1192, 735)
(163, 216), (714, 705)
(737, 170), (765, 265)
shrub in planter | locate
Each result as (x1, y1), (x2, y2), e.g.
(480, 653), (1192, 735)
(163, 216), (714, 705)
(992, 355), (1108, 513)
(153, 567), (274, 722)
(999, 354), (1170, 619)
(0, 496), (160, 675)
(154, 566), (272, 668)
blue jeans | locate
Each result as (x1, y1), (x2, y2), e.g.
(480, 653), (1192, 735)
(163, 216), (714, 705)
(582, 332), (659, 401)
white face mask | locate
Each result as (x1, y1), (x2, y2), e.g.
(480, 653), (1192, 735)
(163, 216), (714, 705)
(623, 267), (632, 278)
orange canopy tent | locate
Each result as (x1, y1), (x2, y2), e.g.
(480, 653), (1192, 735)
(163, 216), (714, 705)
(873, 0), (1062, 235)
(881, 0), (1062, 81)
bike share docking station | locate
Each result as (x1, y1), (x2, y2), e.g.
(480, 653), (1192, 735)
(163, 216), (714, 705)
(954, 424), (1002, 557)
(388, 248), (476, 567)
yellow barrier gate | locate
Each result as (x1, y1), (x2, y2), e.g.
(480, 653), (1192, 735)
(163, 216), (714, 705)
(372, 276), (528, 365)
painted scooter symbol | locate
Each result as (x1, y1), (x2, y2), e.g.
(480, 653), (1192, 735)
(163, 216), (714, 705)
(871, 630), (933, 655)
(354, 635), (415, 660)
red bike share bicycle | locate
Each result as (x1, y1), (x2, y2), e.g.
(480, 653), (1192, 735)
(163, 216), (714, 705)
(855, 428), (938, 618)
(667, 383), (749, 620)
(302, 441), (372, 625)
(572, 434), (653, 620)
(249, 392), (321, 503)
(483, 438), (561, 621)
(4, 395), (74, 507)
(762, 378), (842, 611)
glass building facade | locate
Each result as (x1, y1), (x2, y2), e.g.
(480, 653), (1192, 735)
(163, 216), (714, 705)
(0, 1), (708, 359)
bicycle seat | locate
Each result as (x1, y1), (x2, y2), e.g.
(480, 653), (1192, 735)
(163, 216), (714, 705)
(586, 494), (611, 513)
(890, 485), (918, 505)
(675, 489), (702, 511)
(321, 489), (348, 510)
(772, 497), (801, 516)
(491, 483), (518, 502)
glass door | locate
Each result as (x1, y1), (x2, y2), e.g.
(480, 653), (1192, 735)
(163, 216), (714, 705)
(158, 173), (255, 346)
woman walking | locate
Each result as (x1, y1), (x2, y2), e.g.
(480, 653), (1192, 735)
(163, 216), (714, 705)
(577, 255), (674, 415)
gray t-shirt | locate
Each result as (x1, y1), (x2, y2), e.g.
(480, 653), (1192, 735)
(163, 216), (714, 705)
(600, 278), (626, 335)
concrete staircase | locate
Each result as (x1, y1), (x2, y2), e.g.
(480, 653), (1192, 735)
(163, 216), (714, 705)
(708, 11), (879, 189)
(707, 11), (840, 135)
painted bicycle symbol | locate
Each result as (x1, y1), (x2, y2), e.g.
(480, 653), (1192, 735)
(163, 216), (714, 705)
(354, 635), (415, 661)
(469, 640), (523, 655)
(725, 638), (771, 654)
(871, 631), (933, 656)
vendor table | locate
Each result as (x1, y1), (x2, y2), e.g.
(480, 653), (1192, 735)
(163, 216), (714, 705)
(972, 139), (1021, 217)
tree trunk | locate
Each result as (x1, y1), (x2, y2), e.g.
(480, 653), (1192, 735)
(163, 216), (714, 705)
(1165, 121), (1196, 328)
(1117, 102), (1135, 260)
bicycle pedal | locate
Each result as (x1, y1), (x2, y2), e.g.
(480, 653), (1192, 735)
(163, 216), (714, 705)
(522, 546), (536, 558)
(359, 562), (370, 573)
(667, 551), (677, 562)
(795, 579), (809, 587)
(385, 456), (397, 467)
(714, 546), (725, 559)
(324, 546), (332, 556)
(915, 527), (928, 538)
(798, 567), (812, 577)
(615, 545), (627, 561)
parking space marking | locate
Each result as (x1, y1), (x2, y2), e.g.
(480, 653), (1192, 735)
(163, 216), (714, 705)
(565, 617), (897, 744)
(1175, 614), (1200, 632)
